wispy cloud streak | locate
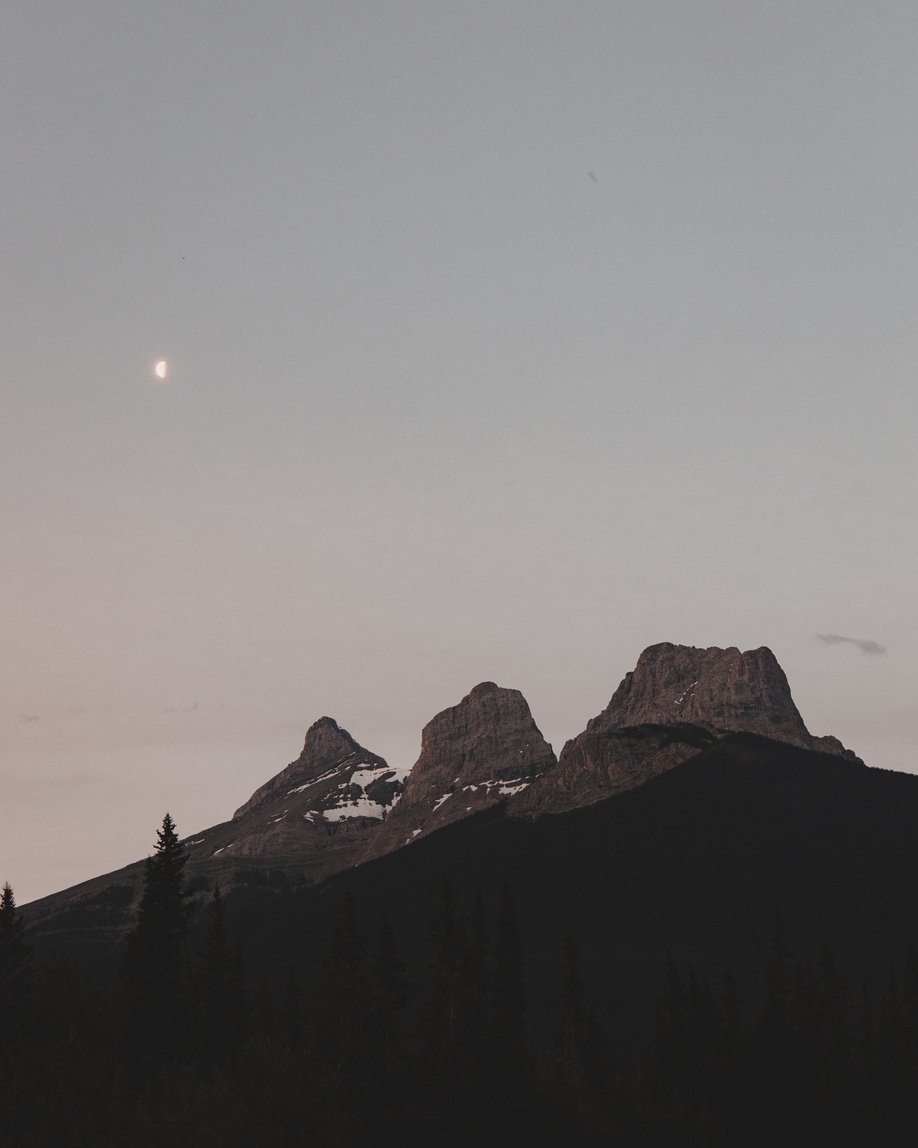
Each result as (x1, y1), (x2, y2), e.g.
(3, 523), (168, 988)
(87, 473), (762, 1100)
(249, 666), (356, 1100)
(816, 634), (887, 656)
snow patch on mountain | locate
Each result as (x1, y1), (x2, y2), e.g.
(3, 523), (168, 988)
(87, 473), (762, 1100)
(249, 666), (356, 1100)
(322, 796), (388, 822)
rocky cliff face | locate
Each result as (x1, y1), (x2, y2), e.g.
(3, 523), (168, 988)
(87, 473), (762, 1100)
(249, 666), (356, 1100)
(521, 643), (859, 814)
(596, 643), (843, 751)
(364, 681), (557, 858)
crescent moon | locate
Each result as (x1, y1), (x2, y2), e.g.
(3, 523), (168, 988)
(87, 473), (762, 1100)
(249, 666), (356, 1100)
(154, 360), (168, 379)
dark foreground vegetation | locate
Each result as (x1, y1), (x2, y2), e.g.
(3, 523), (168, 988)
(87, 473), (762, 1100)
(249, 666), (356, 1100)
(6, 812), (918, 1147)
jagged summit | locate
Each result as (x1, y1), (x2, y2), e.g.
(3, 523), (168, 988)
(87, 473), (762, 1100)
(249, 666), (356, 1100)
(25, 646), (862, 954)
(140, 716), (411, 888)
(593, 642), (856, 759)
(234, 716), (388, 819)
(363, 681), (557, 855)
(411, 681), (555, 788)
(522, 643), (859, 815)
(595, 643), (837, 751)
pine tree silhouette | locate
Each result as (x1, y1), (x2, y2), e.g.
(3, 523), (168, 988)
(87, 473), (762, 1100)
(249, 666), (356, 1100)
(322, 888), (370, 1070)
(367, 916), (408, 1083)
(493, 883), (525, 1040)
(196, 886), (242, 1066)
(557, 933), (587, 1084)
(0, 882), (31, 1044)
(423, 876), (471, 1053)
(122, 813), (191, 1077)
(283, 965), (303, 1050)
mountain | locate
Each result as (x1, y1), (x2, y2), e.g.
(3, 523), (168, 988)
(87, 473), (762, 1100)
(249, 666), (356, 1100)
(16, 645), (917, 1148)
(232, 715), (397, 821)
(24, 716), (407, 949)
(23, 643), (860, 953)
(362, 680), (556, 858)
(228, 732), (918, 1045)
(184, 714), (408, 881)
(521, 642), (860, 813)
(591, 642), (852, 753)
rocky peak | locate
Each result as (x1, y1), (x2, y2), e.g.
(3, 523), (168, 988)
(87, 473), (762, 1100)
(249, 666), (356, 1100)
(25, 646), (864, 952)
(403, 681), (556, 801)
(169, 716), (410, 881)
(363, 682), (557, 855)
(233, 716), (389, 819)
(302, 715), (369, 764)
(522, 643), (860, 815)
(596, 643), (816, 746)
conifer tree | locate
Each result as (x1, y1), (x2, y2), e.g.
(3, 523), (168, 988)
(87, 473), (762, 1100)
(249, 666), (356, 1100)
(558, 933), (587, 1082)
(718, 970), (742, 1061)
(255, 975), (278, 1043)
(322, 888), (370, 1064)
(327, 888), (367, 979)
(0, 882), (31, 1044)
(196, 886), (239, 1066)
(494, 883), (525, 1039)
(553, 931), (604, 1131)
(469, 887), (490, 1016)
(231, 940), (250, 1042)
(123, 813), (190, 1075)
(654, 952), (686, 1094)
(370, 915), (407, 1018)
(368, 916), (407, 1076)
(424, 876), (470, 1051)
(902, 943), (918, 1052)
(764, 907), (791, 1028)
(283, 966), (303, 1050)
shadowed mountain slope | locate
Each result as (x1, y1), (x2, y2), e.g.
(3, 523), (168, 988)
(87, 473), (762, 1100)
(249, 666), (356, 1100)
(227, 734), (918, 1043)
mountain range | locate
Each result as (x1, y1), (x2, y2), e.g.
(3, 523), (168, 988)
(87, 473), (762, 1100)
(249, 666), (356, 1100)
(25, 642), (864, 954)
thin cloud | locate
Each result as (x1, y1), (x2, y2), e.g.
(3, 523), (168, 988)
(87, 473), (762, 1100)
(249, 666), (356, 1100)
(163, 702), (200, 714)
(18, 713), (41, 723)
(816, 634), (887, 656)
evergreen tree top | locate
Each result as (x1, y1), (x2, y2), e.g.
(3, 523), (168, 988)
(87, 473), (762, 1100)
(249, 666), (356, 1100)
(156, 812), (183, 854)
(0, 882), (27, 945)
(134, 813), (191, 947)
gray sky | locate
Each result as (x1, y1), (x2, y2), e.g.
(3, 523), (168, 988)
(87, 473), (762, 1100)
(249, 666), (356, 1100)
(3, 1), (916, 903)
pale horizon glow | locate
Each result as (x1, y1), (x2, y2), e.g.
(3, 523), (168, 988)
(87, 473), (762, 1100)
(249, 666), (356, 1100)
(3, 1), (916, 904)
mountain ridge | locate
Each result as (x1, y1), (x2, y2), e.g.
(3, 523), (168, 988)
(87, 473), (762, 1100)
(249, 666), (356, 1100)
(23, 642), (862, 952)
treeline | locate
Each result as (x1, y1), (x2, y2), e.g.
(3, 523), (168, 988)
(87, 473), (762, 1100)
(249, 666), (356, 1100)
(5, 817), (918, 1145)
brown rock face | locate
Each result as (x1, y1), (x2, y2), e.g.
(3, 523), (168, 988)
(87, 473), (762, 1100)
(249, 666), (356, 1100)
(519, 724), (718, 814)
(521, 643), (860, 814)
(187, 717), (408, 879)
(597, 643), (829, 748)
(365, 682), (557, 856)
(406, 682), (556, 794)
(233, 717), (390, 819)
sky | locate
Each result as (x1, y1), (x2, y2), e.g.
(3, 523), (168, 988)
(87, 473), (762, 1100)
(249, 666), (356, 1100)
(3, 1), (917, 904)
